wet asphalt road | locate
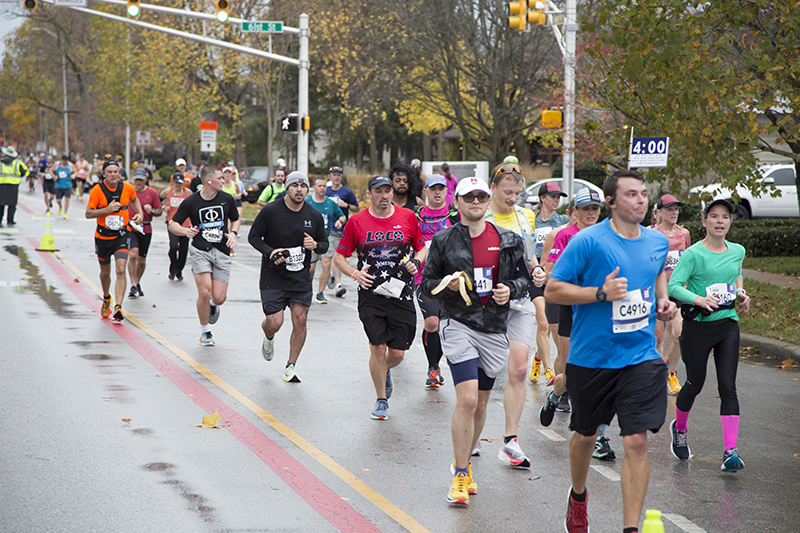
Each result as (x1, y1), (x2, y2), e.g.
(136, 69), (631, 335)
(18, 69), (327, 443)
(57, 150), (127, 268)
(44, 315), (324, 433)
(1, 194), (799, 533)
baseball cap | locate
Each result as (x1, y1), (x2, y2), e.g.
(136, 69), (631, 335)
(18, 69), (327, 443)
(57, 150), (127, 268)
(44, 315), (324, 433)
(171, 172), (185, 184)
(285, 171), (310, 188)
(175, 158), (187, 166)
(329, 165), (343, 173)
(702, 198), (734, 217)
(425, 174), (447, 188)
(455, 177), (491, 197)
(222, 166), (232, 173)
(657, 194), (683, 209)
(368, 175), (392, 190)
(574, 188), (603, 208)
(102, 159), (120, 171)
(503, 155), (519, 164)
(133, 168), (148, 180)
(538, 181), (567, 198)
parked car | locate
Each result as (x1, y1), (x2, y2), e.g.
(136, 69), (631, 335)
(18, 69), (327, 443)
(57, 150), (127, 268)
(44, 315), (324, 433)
(238, 166), (271, 203)
(689, 164), (799, 219)
(523, 178), (605, 210)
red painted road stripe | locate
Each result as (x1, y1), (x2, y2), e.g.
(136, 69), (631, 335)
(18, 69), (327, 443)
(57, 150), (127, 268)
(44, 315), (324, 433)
(31, 239), (381, 533)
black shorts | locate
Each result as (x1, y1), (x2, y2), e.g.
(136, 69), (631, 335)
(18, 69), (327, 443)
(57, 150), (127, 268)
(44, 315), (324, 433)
(128, 232), (153, 257)
(545, 301), (560, 324)
(261, 288), (312, 316)
(358, 289), (416, 350)
(558, 304), (573, 337)
(55, 188), (71, 199)
(566, 358), (667, 437)
(529, 282), (544, 299)
(414, 285), (440, 320)
(95, 236), (129, 265)
(42, 180), (56, 194)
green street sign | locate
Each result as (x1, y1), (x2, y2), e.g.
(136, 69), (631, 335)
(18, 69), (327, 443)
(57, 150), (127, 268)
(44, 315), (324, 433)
(241, 21), (284, 33)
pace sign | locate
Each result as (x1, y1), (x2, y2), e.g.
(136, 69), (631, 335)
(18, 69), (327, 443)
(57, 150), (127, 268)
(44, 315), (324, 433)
(629, 137), (670, 168)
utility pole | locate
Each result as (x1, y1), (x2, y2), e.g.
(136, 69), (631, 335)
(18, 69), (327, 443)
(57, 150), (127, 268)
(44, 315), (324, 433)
(563, 0), (576, 201)
(297, 14), (309, 175)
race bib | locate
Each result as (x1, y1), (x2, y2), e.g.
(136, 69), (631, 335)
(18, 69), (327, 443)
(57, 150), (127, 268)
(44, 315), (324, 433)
(665, 250), (683, 270)
(58, 170), (68, 179)
(706, 283), (736, 305)
(106, 215), (124, 231)
(202, 227), (223, 243)
(534, 227), (551, 249)
(473, 267), (492, 297)
(285, 245), (306, 272)
(373, 276), (406, 299)
(612, 288), (652, 334)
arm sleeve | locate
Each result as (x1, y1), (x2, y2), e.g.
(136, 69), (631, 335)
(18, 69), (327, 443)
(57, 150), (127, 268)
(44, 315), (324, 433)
(248, 207), (274, 258)
(420, 233), (449, 299)
(668, 248), (699, 303)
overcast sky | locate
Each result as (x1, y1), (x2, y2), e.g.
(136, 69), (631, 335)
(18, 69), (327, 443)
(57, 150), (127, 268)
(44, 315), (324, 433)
(0, 9), (26, 59)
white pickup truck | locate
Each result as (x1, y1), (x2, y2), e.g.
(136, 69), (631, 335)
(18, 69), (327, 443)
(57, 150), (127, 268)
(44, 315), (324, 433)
(689, 164), (799, 219)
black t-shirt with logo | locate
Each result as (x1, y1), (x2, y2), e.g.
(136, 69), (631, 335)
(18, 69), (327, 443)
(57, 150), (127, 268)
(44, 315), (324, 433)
(171, 191), (239, 255)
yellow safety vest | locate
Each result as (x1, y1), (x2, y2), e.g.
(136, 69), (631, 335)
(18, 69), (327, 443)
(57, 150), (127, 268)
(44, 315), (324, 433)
(0, 160), (27, 186)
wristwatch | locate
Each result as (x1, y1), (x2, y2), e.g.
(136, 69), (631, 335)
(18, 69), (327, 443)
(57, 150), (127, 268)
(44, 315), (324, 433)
(596, 287), (607, 302)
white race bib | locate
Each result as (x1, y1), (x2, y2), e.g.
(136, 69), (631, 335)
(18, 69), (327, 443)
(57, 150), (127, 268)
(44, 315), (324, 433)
(612, 288), (652, 334)
(706, 283), (736, 305)
(665, 249), (683, 270)
(285, 245), (306, 272)
(534, 227), (551, 249)
(473, 267), (492, 297)
(106, 215), (124, 231)
(373, 276), (406, 299)
(202, 227), (223, 243)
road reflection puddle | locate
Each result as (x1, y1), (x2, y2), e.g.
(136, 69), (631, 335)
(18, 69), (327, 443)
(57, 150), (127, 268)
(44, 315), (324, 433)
(3, 245), (75, 317)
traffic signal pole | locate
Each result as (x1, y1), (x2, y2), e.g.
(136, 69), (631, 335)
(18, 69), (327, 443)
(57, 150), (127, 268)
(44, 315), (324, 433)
(563, 0), (576, 202)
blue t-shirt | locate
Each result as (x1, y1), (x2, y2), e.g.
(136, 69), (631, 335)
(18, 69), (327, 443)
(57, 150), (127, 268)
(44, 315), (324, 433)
(325, 185), (359, 226)
(54, 165), (72, 189)
(550, 218), (669, 369)
(305, 196), (345, 235)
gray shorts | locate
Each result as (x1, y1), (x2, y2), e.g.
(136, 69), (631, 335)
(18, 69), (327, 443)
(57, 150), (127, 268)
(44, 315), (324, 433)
(507, 298), (536, 346)
(310, 234), (336, 262)
(440, 318), (510, 379)
(190, 246), (231, 284)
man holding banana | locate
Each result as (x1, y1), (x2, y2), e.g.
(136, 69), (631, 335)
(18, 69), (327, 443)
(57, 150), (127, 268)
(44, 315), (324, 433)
(420, 177), (531, 506)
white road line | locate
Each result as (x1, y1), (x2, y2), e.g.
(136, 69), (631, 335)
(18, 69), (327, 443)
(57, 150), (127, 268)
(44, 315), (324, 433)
(663, 514), (707, 532)
(590, 464), (620, 481)
(538, 429), (567, 442)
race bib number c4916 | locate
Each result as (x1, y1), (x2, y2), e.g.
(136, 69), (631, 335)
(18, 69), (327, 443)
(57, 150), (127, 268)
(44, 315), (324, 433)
(612, 288), (652, 334)
(473, 267), (492, 297)
(706, 283), (736, 305)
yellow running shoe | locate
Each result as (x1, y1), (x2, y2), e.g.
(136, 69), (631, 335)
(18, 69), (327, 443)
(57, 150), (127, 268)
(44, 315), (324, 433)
(667, 371), (682, 396)
(101, 295), (112, 318)
(529, 356), (541, 383)
(451, 461), (477, 494)
(446, 473), (469, 505)
(544, 367), (555, 385)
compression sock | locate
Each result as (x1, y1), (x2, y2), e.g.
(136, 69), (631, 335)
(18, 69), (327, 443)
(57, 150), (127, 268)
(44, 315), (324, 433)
(597, 424), (607, 439)
(570, 488), (586, 502)
(675, 408), (690, 432)
(503, 435), (517, 444)
(720, 415), (740, 450)
(422, 330), (442, 368)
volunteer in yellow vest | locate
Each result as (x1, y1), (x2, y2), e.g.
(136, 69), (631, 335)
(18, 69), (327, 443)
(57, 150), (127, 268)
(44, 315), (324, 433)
(85, 159), (144, 321)
(0, 146), (29, 226)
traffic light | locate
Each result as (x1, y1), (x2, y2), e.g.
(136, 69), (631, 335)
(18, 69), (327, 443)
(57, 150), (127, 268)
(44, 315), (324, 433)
(542, 109), (562, 129)
(215, 0), (230, 23)
(23, 0), (37, 11)
(527, 1), (546, 26)
(301, 116), (310, 132)
(126, 0), (140, 17)
(508, 1), (527, 31)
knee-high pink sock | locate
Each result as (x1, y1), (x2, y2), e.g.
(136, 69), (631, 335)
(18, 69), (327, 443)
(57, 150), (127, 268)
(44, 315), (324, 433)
(720, 415), (739, 450)
(675, 408), (690, 432)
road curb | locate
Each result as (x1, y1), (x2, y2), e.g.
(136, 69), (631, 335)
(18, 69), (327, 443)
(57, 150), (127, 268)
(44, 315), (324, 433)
(740, 332), (800, 363)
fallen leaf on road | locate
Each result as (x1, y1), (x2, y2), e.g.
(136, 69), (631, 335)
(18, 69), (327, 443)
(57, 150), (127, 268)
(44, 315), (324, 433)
(781, 359), (794, 372)
(122, 418), (131, 424)
(196, 412), (221, 428)
(152, 304), (157, 308)
(793, 454), (800, 458)
(73, 278), (80, 283)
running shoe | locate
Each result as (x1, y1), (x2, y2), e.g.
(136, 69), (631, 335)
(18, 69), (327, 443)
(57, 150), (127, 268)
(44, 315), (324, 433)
(283, 364), (301, 383)
(721, 447), (744, 472)
(112, 305), (124, 322)
(261, 334), (275, 361)
(327, 276), (335, 290)
(199, 331), (215, 346)
(176, 273), (183, 281)
(450, 461), (477, 494)
(57, 206), (62, 216)
(436, 367), (444, 385)
(498, 437), (531, 468)
(565, 488), (589, 533)
(335, 284), (346, 298)
(556, 392), (571, 412)
(471, 440), (481, 457)
(425, 367), (439, 388)
(128, 286), (138, 299)
(62, 213), (67, 220)
(540, 391), (559, 427)
(315, 292), (328, 304)
(168, 273), (175, 281)
(446, 473), (469, 505)
(385, 369), (393, 399)
(209, 300), (220, 324)
(136, 284), (144, 297)
(544, 367), (555, 385)
(667, 371), (682, 396)
(529, 356), (541, 383)
(592, 436), (616, 461)
(370, 399), (389, 420)
(670, 419), (691, 461)
(101, 295), (112, 318)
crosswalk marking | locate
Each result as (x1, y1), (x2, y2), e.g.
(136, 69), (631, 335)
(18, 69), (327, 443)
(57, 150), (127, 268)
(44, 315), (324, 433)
(663, 513), (707, 532)
(590, 464), (620, 481)
(538, 428), (567, 442)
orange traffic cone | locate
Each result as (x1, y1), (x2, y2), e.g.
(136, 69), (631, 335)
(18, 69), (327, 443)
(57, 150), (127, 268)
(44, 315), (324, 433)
(36, 211), (59, 252)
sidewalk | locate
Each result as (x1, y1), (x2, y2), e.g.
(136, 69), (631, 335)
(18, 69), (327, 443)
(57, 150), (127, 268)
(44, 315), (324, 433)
(741, 268), (800, 363)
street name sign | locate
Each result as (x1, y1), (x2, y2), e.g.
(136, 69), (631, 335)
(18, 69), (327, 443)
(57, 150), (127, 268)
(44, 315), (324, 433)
(53, 0), (88, 6)
(629, 137), (670, 168)
(241, 21), (284, 33)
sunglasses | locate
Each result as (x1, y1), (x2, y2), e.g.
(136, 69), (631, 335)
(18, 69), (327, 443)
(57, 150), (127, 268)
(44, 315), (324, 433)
(461, 193), (490, 203)
(491, 163), (522, 183)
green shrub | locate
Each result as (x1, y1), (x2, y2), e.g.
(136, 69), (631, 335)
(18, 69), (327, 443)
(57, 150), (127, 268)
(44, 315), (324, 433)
(158, 166), (176, 180)
(680, 219), (800, 257)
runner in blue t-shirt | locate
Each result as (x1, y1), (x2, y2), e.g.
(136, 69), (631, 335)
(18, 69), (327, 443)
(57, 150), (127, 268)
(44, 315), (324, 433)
(307, 175), (345, 303)
(50, 155), (76, 219)
(325, 165), (359, 297)
(545, 169), (676, 533)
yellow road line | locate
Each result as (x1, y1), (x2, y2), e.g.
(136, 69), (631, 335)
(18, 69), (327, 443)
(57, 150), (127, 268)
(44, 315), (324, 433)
(54, 251), (431, 533)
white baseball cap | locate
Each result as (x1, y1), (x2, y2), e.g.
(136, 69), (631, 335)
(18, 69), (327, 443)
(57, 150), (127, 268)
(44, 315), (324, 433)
(455, 177), (491, 197)
(175, 158), (187, 166)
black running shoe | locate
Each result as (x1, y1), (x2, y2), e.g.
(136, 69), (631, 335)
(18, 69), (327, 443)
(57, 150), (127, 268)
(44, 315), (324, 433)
(540, 391), (559, 427)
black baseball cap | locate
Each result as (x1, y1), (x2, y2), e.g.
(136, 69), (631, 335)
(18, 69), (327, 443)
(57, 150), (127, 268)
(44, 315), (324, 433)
(702, 199), (734, 217)
(368, 175), (392, 190)
(329, 166), (343, 173)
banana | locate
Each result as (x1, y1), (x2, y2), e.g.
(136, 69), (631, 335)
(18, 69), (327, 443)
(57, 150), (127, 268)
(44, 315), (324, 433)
(431, 272), (473, 306)
(458, 275), (472, 306)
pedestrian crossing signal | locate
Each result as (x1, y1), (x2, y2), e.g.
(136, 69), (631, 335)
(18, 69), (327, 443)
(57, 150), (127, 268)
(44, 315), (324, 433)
(24, 0), (37, 11)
